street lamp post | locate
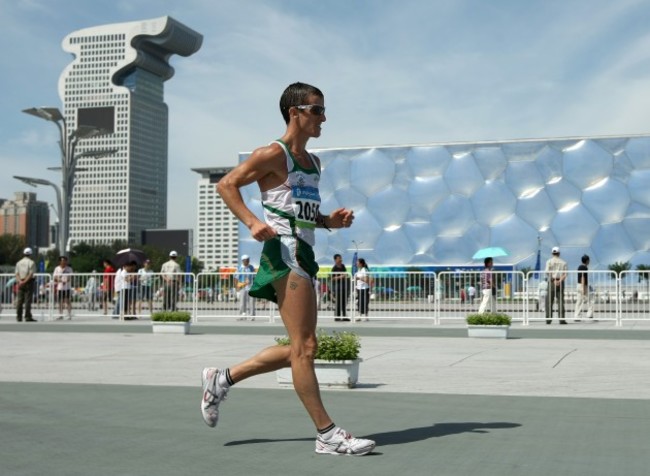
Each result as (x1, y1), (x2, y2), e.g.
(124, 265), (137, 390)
(21, 107), (112, 253)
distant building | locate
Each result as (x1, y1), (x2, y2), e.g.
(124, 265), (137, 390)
(0, 192), (50, 248)
(192, 167), (238, 270)
(239, 133), (650, 270)
(59, 17), (202, 245)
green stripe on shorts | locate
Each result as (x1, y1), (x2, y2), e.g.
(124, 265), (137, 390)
(249, 236), (319, 303)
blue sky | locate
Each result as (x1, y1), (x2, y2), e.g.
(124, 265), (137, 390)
(2, 0), (650, 231)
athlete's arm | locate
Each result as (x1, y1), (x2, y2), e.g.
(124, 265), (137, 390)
(217, 143), (285, 242)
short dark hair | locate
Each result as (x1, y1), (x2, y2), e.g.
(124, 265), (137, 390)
(279, 82), (324, 124)
(581, 254), (590, 264)
(484, 257), (493, 267)
(333, 254), (342, 260)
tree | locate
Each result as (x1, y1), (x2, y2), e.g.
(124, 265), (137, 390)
(636, 264), (650, 282)
(607, 261), (631, 278)
(0, 234), (26, 267)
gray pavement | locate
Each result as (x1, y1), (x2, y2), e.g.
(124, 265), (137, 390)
(1, 319), (650, 475)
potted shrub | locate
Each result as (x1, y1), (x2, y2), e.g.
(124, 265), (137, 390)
(275, 330), (362, 388)
(150, 311), (192, 335)
(466, 312), (512, 339)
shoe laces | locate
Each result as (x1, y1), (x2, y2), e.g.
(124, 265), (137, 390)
(204, 373), (228, 405)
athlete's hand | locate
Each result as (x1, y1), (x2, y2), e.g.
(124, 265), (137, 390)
(328, 208), (355, 229)
(250, 221), (277, 242)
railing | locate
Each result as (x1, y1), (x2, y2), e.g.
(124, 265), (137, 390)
(1, 270), (648, 325)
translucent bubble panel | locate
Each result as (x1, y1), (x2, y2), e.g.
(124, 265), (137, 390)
(238, 134), (650, 270)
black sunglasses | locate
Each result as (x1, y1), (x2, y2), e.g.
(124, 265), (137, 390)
(296, 104), (326, 116)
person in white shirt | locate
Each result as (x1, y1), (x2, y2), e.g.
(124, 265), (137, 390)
(537, 279), (548, 312)
(161, 251), (182, 311)
(354, 258), (372, 322)
(53, 256), (73, 320)
(15, 247), (37, 322)
(112, 266), (126, 318)
(467, 284), (476, 304)
(545, 247), (568, 325)
(84, 271), (97, 311)
(235, 255), (256, 320)
(137, 260), (155, 314)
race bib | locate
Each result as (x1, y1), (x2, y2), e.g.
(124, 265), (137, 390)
(292, 183), (321, 229)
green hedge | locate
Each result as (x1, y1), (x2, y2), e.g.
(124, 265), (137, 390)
(466, 313), (512, 326)
(275, 329), (360, 361)
(150, 311), (192, 323)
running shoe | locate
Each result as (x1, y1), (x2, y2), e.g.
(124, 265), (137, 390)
(200, 367), (229, 428)
(315, 427), (375, 456)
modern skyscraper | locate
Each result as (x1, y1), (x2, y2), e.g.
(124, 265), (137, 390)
(192, 167), (239, 270)
(60, 17), (202, 245)
(0, 192), (50, 248)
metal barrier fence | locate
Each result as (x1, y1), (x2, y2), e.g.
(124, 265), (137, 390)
(1, 270), (648, 325)
(525, 270), (618, 325)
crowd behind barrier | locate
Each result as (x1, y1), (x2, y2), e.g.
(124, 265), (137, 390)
(1, 270), (648, 325)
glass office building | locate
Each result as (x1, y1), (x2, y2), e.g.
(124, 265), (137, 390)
(59, 17), (202, 245)
(239, 134), (650, 270)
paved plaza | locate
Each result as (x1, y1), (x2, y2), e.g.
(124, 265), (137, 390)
(1, 317), (650, 475)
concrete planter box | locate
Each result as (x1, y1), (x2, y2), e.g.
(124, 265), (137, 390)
(152, 321), (191, 335)
(276, 359), (361, 388)
(467, 325), (510, 339)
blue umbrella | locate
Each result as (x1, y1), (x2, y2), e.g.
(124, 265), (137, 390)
(472, 247), (509, 260)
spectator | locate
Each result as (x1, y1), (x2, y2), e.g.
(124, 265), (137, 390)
(478, 257), (496, 313)
(161, 251), (182, 311)
(15, 247), (37, 322)
(53, 256), (73, 320)
(331, 254), (350, 321)
(112, 264), (126, 319)
(137, 259), (155, 314)
(574, 254), (594, 321)
(354, 258), (371, 321)
(102, 259), (116, 315)
(235, 255), (256, 320)
(537, 278), (548, 312)
(467, 283), (476, 304)
(545, 247), (568, 325)
(84, 271), (98, 311)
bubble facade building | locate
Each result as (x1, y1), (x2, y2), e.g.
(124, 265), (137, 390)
(239, 134), (650, 270)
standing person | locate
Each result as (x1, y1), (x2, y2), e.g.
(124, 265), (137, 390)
(15, 247), (37, 322)
(537, 278), (548, 312)
(101, 259), (116, 315)
(331, 254), (349, 321)
(467, 283), (476, 304)
(478, 257), (496, 313)
(545, 246), (568, 324)
(112, 264), (126, 319)
(84, 271), (98, 311)
(161, 251), (182, 311)
(574, 254), (594, 321)
(235, 255), (256, 320)
(137, 259), (155, 314)
(53, 256), (73, 320)
(354, 258), (371, 322)
(200, 82), (375, 456)
(123, 261), (138, 319)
